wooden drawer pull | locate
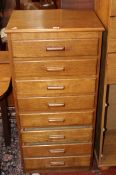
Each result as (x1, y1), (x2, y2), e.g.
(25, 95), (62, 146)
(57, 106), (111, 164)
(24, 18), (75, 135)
(49, 135), (65, 139)
(50, 161), (65, 166)
(47, 86), (65, 90)
(48, 118), (65, 122)
(46, 46), (65, 51)
(48, 103), (65, 107)
(46, 67), (65, 72)
(49, 149), (65, 153)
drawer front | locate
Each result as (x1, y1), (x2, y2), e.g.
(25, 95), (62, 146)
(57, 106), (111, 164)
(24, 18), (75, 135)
(107, 54), (116, 83)
(19, 111), (94, 128)
(21, 127), (92, 143)
(16, 78), (96, 97)
(108, 18), (116, 39)
(110, 0), (116, 16)
(22, 143), (92, 157)
(12, 39), (98, 58)
(24, 155), (91, 170)
(17, 95), (95, 112)
(14, 59), (97, 78)
(108, 39), (116, 53)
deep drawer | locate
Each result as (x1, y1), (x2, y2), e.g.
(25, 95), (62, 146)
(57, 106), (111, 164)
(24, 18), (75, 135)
(22, 143), (92, 157)
(16, 78), (96, 97)
(17, 95), (95, 112)
(14, 58), (97, 78)
(107, 54), (116, 84)
(24, 155), (91, 170)
(12, 39), (98, 58)
(19, 111), (94, 128)
(21, 127), (93, 143)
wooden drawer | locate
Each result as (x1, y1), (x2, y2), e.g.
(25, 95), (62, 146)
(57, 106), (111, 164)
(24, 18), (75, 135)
(14, 58), (97, 78)
(17, 95), (95, 112)
(19, 111), (94, 128)
(22, 143), (92, 157)
(12, 39), (98, 58)
(21, 127), (92, 143)
(108, 18), (116, 39)
(108, 39), (116, 53)
(108, 18), (116, 53)
(16, 78), (96, 97)
(110, 0), (116, 16)
(24, 155), (91, 170)
(107, 54), (116, 83)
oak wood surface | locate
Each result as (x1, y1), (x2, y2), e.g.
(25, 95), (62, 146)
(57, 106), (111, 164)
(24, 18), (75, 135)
(21, 127), (93, 143)
(12, 38), (99, 58)
(19, 110), (94, 128)
(95, 0), (116, 168)
(107, 54), (116, 83)
(0, 51), (11, 96)
(24, 155), (91, 170)
(16, 78), (96, 97)
(6, 10), (104, 33)
(14, 58), (97, 78)
(22, 142), (92, 157)
(6, 9), (104, 171)
(17, 95), (95, 112)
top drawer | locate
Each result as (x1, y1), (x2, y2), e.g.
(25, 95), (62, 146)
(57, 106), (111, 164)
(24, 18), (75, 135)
(110, 0), (116, 16)
(12, 39), (99, 58)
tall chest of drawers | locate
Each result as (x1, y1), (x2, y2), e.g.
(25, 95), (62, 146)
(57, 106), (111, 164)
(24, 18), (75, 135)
(6, 10), (104, 173)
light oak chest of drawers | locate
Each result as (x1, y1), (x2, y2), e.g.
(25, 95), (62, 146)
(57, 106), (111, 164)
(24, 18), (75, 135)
(6, 10), (104, 173)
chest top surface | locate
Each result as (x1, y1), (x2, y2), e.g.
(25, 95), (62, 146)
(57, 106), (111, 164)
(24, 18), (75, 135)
(6, 9), (104, 33)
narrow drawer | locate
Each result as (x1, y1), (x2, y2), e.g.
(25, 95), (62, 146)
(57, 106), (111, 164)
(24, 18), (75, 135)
(108, 39), (116, 53)
(24, 155), (91, 170)
(14, 58), (97, 78)
(108, 18), (116, 39)
(12, 39), (98, 58)
(21, 127), (92, 143)
(16, 78), (96, 97)
(19, 111), (94, 128)
(107, 54), (116, 83)
(110, 0), (116, 16)
(108, 17), (116, 53)
(22, 143), (92, 157)
(17, 95), (95, 112)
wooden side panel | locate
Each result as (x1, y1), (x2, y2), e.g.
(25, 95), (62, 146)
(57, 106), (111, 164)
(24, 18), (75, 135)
(94, 32), (107, 161)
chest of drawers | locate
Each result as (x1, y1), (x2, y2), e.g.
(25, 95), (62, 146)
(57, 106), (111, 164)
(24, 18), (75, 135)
(6, 10), (104, 173)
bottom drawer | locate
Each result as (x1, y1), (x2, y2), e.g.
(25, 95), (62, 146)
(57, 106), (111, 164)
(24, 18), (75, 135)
(24, 155), (91, 170)
(22, 143), (92, 157)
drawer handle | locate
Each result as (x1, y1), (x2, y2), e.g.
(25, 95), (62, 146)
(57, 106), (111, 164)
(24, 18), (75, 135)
(47, 86), (65, 90)
(48, 103), (65, 107)
(49, 135), (65, 139)
(50, 161), (65, 166)
(48, 118), (65, 122)
(49, 149), (65, 153)
(46, 46), (65, 51)
(46, 67), (65, 72)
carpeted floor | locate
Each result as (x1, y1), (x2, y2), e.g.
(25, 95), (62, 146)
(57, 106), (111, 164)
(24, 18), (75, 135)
(0, 119), (116, 175)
